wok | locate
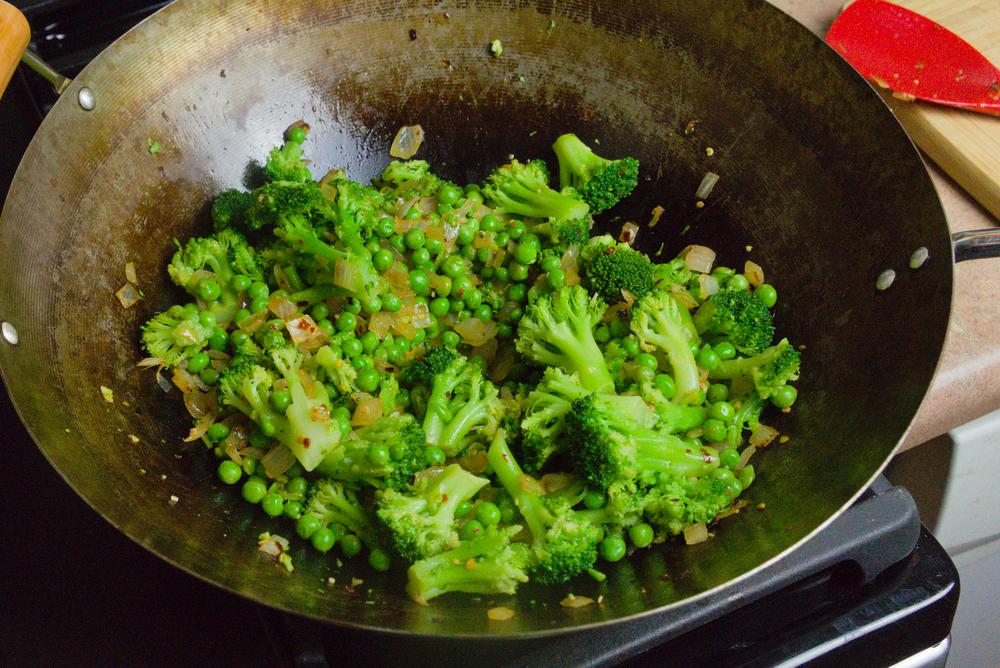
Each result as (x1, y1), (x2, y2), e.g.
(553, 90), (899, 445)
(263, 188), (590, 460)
(0, 0), (995, 637)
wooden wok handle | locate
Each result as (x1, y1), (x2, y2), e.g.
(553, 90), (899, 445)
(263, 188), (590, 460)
(0, 1), (29, 99)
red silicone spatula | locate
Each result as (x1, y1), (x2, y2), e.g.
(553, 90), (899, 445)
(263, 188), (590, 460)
(826, 0), (1000, 116)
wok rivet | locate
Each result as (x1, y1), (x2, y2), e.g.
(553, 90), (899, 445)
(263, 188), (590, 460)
(909, 247), (929, 269)
(78, 87), (95, 111)
(876, 269), (896, 291)
(1, 321), (18, 345)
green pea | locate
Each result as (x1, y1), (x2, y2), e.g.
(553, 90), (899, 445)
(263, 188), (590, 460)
(356, 368), (380, 393)
(362, 295), (383, 314)
(600, 535), (627, 562)
(475, 502), (501, 526)
(449, 274), (470, 298)
(208, 327), (229, 351)
(287, 126), (306, 143)
(249, 297), (268, 314)
(260, 330), (285, 351)
(342, 338), (363, 358)
(426, 237), (444, 256)
(547, 268), (566, 289)
(497, 323), (512, 338)
(186, 352), (210, 374)
(340, 534), (362, 558)
(455, 500), (473, 518)
(703, 419), (727, 443)
(713, 341), (737, 360)
(384, 293), (404, 313)
(622, 338), (640, 358)
(352, 355), (373, 370)
(629, 523), (654, 549)
(609, 318), (629, 338)
(583, 490), (607, 509)
(474, 247), (492, 264)
(505, 283), (526, 303)
(242, 458), (258, 476)
(317, 319), (335, 336)
(592, 324), (610, 343)
(738, 464), (755, 489)
(442, 331), (461, 348)
(199, 367), (219, 385)
(509, 262), (529, 282)
(217, 460), (242, 485)
(286, 476), (309, 498)
(376, 217), (395, 238)
(698, 346), (721, 371)
(707, 383), (729, 403)
(504, 306), (524, 325)
(473, 305), (493, 322)
(636, 352), (658, 371)
(461, 520), (484, 540)
(426, 297), (447, 318)
(480, 214), (499, 232)
(507, 220), (526, 240)
(234, 308), (252, 324)
(266, 389), (289, 413)
(404, 206), (421, 220)
(457, 225), (476, 247)
(728, 274), (750, 291)
(261, 492), (284, 517)
(771, 385), (798, 409)
(363, 443), (390, 468)
(231, 274), (252, 292)
(425, 447), (446, 466)
(404, 227), (426, 250)
(513, 243), (537, 265)
(206, 422), (230, 443)
(311, 528), (337, 553)
(248, 281), (270, 302)
(407, 269), (430, 296)
(283, 500), (304, 520)
(438, 184), (462, 205)
(297, 514), (321, 539)
(463, 288), (483, 309)
(197, 312), (217, 331)
(442, 255), (466, 278)
(344, 299), (362, 315)
(372, 248), (394, 272)
(197, 279), (222, 302)
(368, 547), (391, 572)
(709, 401), (735, 422)
(334, 312), (356, 333)
(337, 416), (352, 437)
(389, 234), (406, 254)
(360, 331), (379, 353)
(248, 428), (269, 449)
(720, 447), (741, 469)
(241, 477), (267, 504)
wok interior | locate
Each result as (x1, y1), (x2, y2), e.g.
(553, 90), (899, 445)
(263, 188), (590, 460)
(0, 0), (951, 635)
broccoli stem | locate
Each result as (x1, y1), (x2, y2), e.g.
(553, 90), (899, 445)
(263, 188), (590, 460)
(486, 430), (547, 542)
(553, 134), (604, 187)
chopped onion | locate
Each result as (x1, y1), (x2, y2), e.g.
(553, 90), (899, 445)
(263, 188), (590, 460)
(488, 344), (516, 383)
(541, 473), (575, 493)
(749, 424), (780, 448)
(487, 607), (515, 621)
(183, 388), (217, 420)
(173, 367), (209, 394)
(560, 247), (581, 286)
(681, 245), (716, 274)
(368, 312), (393, 338)
(238, 309), (269, 334)
(697, 274), (720, 297)
(390, 124), (425, 159)
(414, 466), (447, 488)
(333, 259), (362, 293)
(518, 474), (545, 496)
(241, 447), (267, 460)
(257, 532), (290, 557)
(262, 445), (297, 478)
(385, 263), (415, 297)
(352, 397), (383, 426)
(269, 293), (298, 320)
(648, 206), (664, 228)
(206, 350), (231, 361)
(455, 318), (498, 347)
(471, 337), (498, 365)
(560, 594), (595, 608)
(458, 449), (489, 474)
(115, 283), (141, 308)
(695, 172), (720, 199)
(737, 445), (757, 470)
(155, 368), (173, 393)
(137, 356), (163, 369)
(124, 262), (138, 285)
(183, 414), (215, 442)
(744, 261), (764, 287)
(619, 221), (639, 245)
(273, 265), (294, 294)
(683, 522), (709, 545)
(286, 314), (320, 344)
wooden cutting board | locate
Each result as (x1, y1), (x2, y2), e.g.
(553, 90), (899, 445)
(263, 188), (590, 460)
(875, 0), (1000, 220)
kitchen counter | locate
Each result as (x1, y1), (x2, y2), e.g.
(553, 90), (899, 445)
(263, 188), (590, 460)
(773, 0), (1000, 452)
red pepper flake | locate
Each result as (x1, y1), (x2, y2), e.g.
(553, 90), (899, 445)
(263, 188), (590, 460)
(301, 437), (312, 449)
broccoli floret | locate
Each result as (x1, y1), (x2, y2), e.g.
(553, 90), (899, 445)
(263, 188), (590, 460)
(636, 382), (707, 433)
(377, 160), (444, 197)
(653, 255), (695, 289)
(568, 393), (719, 490)
(328, 178), (388, 255)
(641, 472), (741, 537)
(274, 213), (386, 304)
(693, 289), (775, 355)
(519, 368), (590, 474)
(247, 180), (336, 231)
(166, 229), (263, 323)
(401, 346), (460, 387)
(271, 345), (341, 471)
(515, 285), (614, 393)
(217, 356), (285, 433)
(487, 430), (602, 584)
(552, 134), (639, 214)
(422, 355), (501, 457)
(265, 136), (312, 183)
(529, 217), (591, 251)
(314, 345), (358, 395)
(316, 414), (426, 490)
(709, 338), (801, 400)
(577, 480), (644, 531)
(375, 464), (490, 560)
(630, 291), (703, 405)
(726, 391), (765, 445)
(304, 478), (379, 546)
(406, 525), (530, 604)
(211, 188), (253, 230)
(482, 159), (590, 221)
(581, 237), (655, 303)
(140, 305), (213, 367)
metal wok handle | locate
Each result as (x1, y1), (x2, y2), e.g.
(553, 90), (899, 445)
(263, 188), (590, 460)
(953, 228), (1000, 262)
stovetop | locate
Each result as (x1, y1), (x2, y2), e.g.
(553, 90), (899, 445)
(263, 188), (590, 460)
(0, 2), (960, 665)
